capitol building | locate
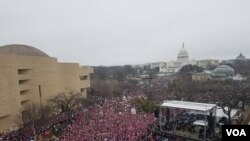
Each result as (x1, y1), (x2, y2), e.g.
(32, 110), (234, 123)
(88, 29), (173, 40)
(159, 43), (196, 73)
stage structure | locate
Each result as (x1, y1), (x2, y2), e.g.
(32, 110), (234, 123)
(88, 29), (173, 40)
(160, 100), (217, 141)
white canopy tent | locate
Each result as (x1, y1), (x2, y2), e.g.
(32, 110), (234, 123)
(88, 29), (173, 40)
(159, 100), (217, 141)
(161, 100), (216, 112)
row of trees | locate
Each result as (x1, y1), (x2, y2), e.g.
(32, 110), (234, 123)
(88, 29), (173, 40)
(92, 65), (137, 81)
(225, 60), (250, 77)
(92, 65), (160, 82)
(91, 78), (137, 98)
(167, 75), (250, 124)
(21, 91), (96, 134)
(179, 64), (204, 74)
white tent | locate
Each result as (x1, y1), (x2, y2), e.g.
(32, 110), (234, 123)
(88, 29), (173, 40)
(160, 100), (217, 141)
(161, 100), (216, 112)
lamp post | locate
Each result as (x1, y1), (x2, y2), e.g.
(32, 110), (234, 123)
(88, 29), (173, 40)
(39, 85), (43, 118)
(110, 74), (114, 96)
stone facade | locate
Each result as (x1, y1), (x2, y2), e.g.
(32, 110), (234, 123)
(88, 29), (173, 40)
(0, 44), (93, 132)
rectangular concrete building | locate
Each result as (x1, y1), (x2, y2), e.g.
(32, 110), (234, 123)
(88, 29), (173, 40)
(0, 44), (93, 132)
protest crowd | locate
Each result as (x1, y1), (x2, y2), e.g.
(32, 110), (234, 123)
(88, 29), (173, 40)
(0, 89), (158, 141)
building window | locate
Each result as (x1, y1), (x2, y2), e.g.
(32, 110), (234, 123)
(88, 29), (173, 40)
(80, 75), (88, 80)
(20, 90), (29, 95)
(19, 79), (30, 85)
(18, 69), (31, 75)
(21, 100), (29, 105)
(0, 115), (10, 119)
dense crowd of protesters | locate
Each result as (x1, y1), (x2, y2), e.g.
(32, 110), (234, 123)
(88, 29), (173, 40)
(1, 76), (239, 141)
(0, 77), (201, 141)
(0, 88), (158, 141)
(59, 96), (156, 141)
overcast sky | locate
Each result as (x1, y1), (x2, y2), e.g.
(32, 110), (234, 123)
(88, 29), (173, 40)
(0, 0), (250, 66)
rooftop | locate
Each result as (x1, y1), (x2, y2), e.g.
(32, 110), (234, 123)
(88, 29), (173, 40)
(161, 100), (216, 112)
(0, 44), (49, 57)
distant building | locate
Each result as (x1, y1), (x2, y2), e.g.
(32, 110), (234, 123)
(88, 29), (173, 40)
(149, 62), (165, 69)
(0, 44), (93, 132)
(192, 72), (211, 81)
(211, 65), (235, 79)
(159, 61), (181, 73)
(232, 73), (247, 81)
(140, 74), (150, 79)
(192, 65), (245, 81)
(236, 53), (246, 60)
(177, 44), (189, 62)
(160, 43), (196, 73)
(222, 53), (248, 64)
(197, 59), (219, 69)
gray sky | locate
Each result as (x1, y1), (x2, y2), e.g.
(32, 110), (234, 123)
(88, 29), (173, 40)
(0, 0), (250, 66)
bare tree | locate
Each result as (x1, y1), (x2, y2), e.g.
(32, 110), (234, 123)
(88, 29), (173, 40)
(219, 80), (250, 124)
(91, 80), (114, 97)
(218, 85), (239, 125)
(91, 79), (135, 98)
(15, 103), (52, 128)
(48, 91), (83, 120)
(81, 95), (100, 108)
(40, 104), (53, 120)
(21, 103), (42, 135)
(238, 80), (250, 111)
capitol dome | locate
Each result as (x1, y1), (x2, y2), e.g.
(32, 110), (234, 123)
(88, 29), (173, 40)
(0, 44), (49, 57)
(177, 44), (189, 61)
(212, 65), (235, 77)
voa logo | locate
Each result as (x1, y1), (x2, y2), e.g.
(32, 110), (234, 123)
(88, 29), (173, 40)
(226, 129), (246, 136)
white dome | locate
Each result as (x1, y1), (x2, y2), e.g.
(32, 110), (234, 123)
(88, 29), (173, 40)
(177, 47), (189, 61)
